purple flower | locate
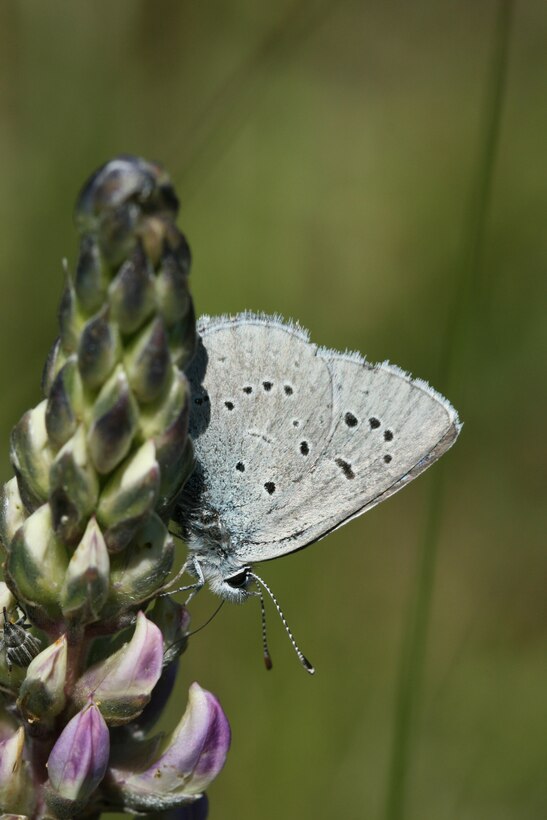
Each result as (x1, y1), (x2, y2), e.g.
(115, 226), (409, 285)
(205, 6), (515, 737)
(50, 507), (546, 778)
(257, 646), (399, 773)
(73, 611), (163, 724)
(47, 701), (110, 802)
(108, 682), (230, 812)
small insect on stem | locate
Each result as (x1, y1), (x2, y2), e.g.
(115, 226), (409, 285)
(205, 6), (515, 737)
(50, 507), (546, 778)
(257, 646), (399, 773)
(0, 606), (41, 673)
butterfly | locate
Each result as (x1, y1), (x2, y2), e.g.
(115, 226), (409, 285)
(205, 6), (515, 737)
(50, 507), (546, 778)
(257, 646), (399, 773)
(172, 313), (461, 671)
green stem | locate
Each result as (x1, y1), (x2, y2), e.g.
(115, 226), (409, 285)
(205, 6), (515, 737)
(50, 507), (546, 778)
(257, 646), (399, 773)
(384, 3), (514, 819)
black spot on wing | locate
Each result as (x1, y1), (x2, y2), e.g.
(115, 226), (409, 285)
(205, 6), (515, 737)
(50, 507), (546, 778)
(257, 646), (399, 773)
(335, 458), (355, 479)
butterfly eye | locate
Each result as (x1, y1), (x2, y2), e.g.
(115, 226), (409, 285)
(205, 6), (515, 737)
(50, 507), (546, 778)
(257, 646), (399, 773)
(225, 568), (251, 589)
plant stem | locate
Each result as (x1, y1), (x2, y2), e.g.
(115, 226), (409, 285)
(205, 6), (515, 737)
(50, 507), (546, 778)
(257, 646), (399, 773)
(384, 3), (514, 819)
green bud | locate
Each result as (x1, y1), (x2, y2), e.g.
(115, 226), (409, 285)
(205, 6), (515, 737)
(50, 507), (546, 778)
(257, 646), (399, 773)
(87, 365), (139, 474)
(124, 318), (170, 404)
(97, 441), (159, 553)
(74, 235), (109, 314)
(7, 504), (68, 616)
(49, 425), (100, 546)
(77, 307), (121, 389)
(17, 635), (68, 722)
(166, 302), (197, 369)
(41, 337), (66, 398)
(45, 355), (84, 449)
(103, 513), (173, 616)
(10, 400), (53, 511)
(58, 279), (82, 354)
(155, 416), (194, 512)
(155, 247), (192, 328)
(108, 244), (156, 334)
(0, 478), (28, 554)
(61, 518), (110, 622)
(0, 582), (16, 613)
(139, 368), (188, 441)
(0, 727), (34, 815)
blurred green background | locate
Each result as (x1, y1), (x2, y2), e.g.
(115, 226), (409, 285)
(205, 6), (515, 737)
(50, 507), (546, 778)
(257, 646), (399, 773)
(1, 1), (546, 818)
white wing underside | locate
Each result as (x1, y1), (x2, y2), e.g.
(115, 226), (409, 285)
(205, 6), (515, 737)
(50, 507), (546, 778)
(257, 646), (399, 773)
(185, 313), (461, 564)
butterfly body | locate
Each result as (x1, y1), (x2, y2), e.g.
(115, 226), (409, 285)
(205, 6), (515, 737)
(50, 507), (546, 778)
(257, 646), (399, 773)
(174, 313), (461, 603)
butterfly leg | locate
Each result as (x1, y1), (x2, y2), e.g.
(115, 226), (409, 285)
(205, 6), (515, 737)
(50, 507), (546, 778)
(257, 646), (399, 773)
(159, 555), (205, 604)
(181, 556), (205, 605)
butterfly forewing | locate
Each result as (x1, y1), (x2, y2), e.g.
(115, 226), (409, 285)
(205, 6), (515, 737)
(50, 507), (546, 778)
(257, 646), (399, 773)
(185, 314), (460, 564)
(185, 316), (334, 551)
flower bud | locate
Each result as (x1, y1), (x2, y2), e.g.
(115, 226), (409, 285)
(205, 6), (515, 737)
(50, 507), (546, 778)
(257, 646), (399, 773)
(61, 518), (110, 622)
(74, 234), (108, 314)
(49, 425), (100, 546)
(108, 683), (230, 812)
(0, 582), (16, 613)
(45, 355), (84, 449)
(78, 307), (121, 389)
(7, 504), (68, 616)
(108, 244), (156, 334)
(155, 248), (192, 329)
(58, 280), (81, 354)
(139, 369), (193, 509)
(124, 317), (171, 404)
(166, 307), (197, 370)
(0, 727), (33, 815)
(75, 156), (178, 267)
(17, 635), (68, 722)
(87, 365), (139, 474)
(0, 478), (27, 555)
(73, 612), (163, 725)
(104, 514), (174, 615)
(10, 400), (53, 511)
(46, 700), (109, 812)
(41, 337), (65, 397)
(155, 418), (194, 513)
(97, 441), (159, 553)
(139, 368), (188, 440)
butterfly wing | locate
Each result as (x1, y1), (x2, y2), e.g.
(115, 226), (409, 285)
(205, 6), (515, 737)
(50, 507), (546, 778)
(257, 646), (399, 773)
(182, 314), (460, 564)
(181, 314), (335, 551)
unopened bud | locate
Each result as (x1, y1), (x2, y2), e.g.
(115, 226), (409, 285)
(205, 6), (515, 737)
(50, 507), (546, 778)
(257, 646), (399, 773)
(10, 401), (52, 511)
(124, 317), (171, 403)
(61, 518), (110, 622)
(46, 700), (109, 812)
(45, 355), (84, 449)
(17, 635), (68, 722)
(104, 514), (174, 615)
(87, 365), (139, 474)
(49, 424), (100, 545)
(97, 441), (159, 553)
(7, 504), (68, 616)
(108, 244), (155, 334)
(78, 306), (121, 389)
(0, 727), (33, 815)
(0, 478), (27, 554)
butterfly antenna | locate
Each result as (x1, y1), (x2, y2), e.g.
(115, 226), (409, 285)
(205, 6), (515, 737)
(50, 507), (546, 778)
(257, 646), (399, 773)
(186, 600), (225, 638)
(249, 571), (315, 675)
(257, 588), (273, 671)
(165, 600), (225, 656)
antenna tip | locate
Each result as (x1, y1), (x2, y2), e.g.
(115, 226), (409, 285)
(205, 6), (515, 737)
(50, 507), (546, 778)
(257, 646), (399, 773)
(303, 656), (315, 675)
(264, 652), (273, 671)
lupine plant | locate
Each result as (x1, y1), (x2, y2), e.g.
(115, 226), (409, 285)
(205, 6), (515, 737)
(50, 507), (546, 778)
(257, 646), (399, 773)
(0, 157), (230, 818)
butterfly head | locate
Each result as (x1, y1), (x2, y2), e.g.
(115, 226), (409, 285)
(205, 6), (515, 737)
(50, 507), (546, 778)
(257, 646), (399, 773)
(200, 561), (255, 604)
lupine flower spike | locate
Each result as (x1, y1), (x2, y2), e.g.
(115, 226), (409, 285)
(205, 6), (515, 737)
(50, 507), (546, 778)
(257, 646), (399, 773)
(0, 157), (230, 817)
